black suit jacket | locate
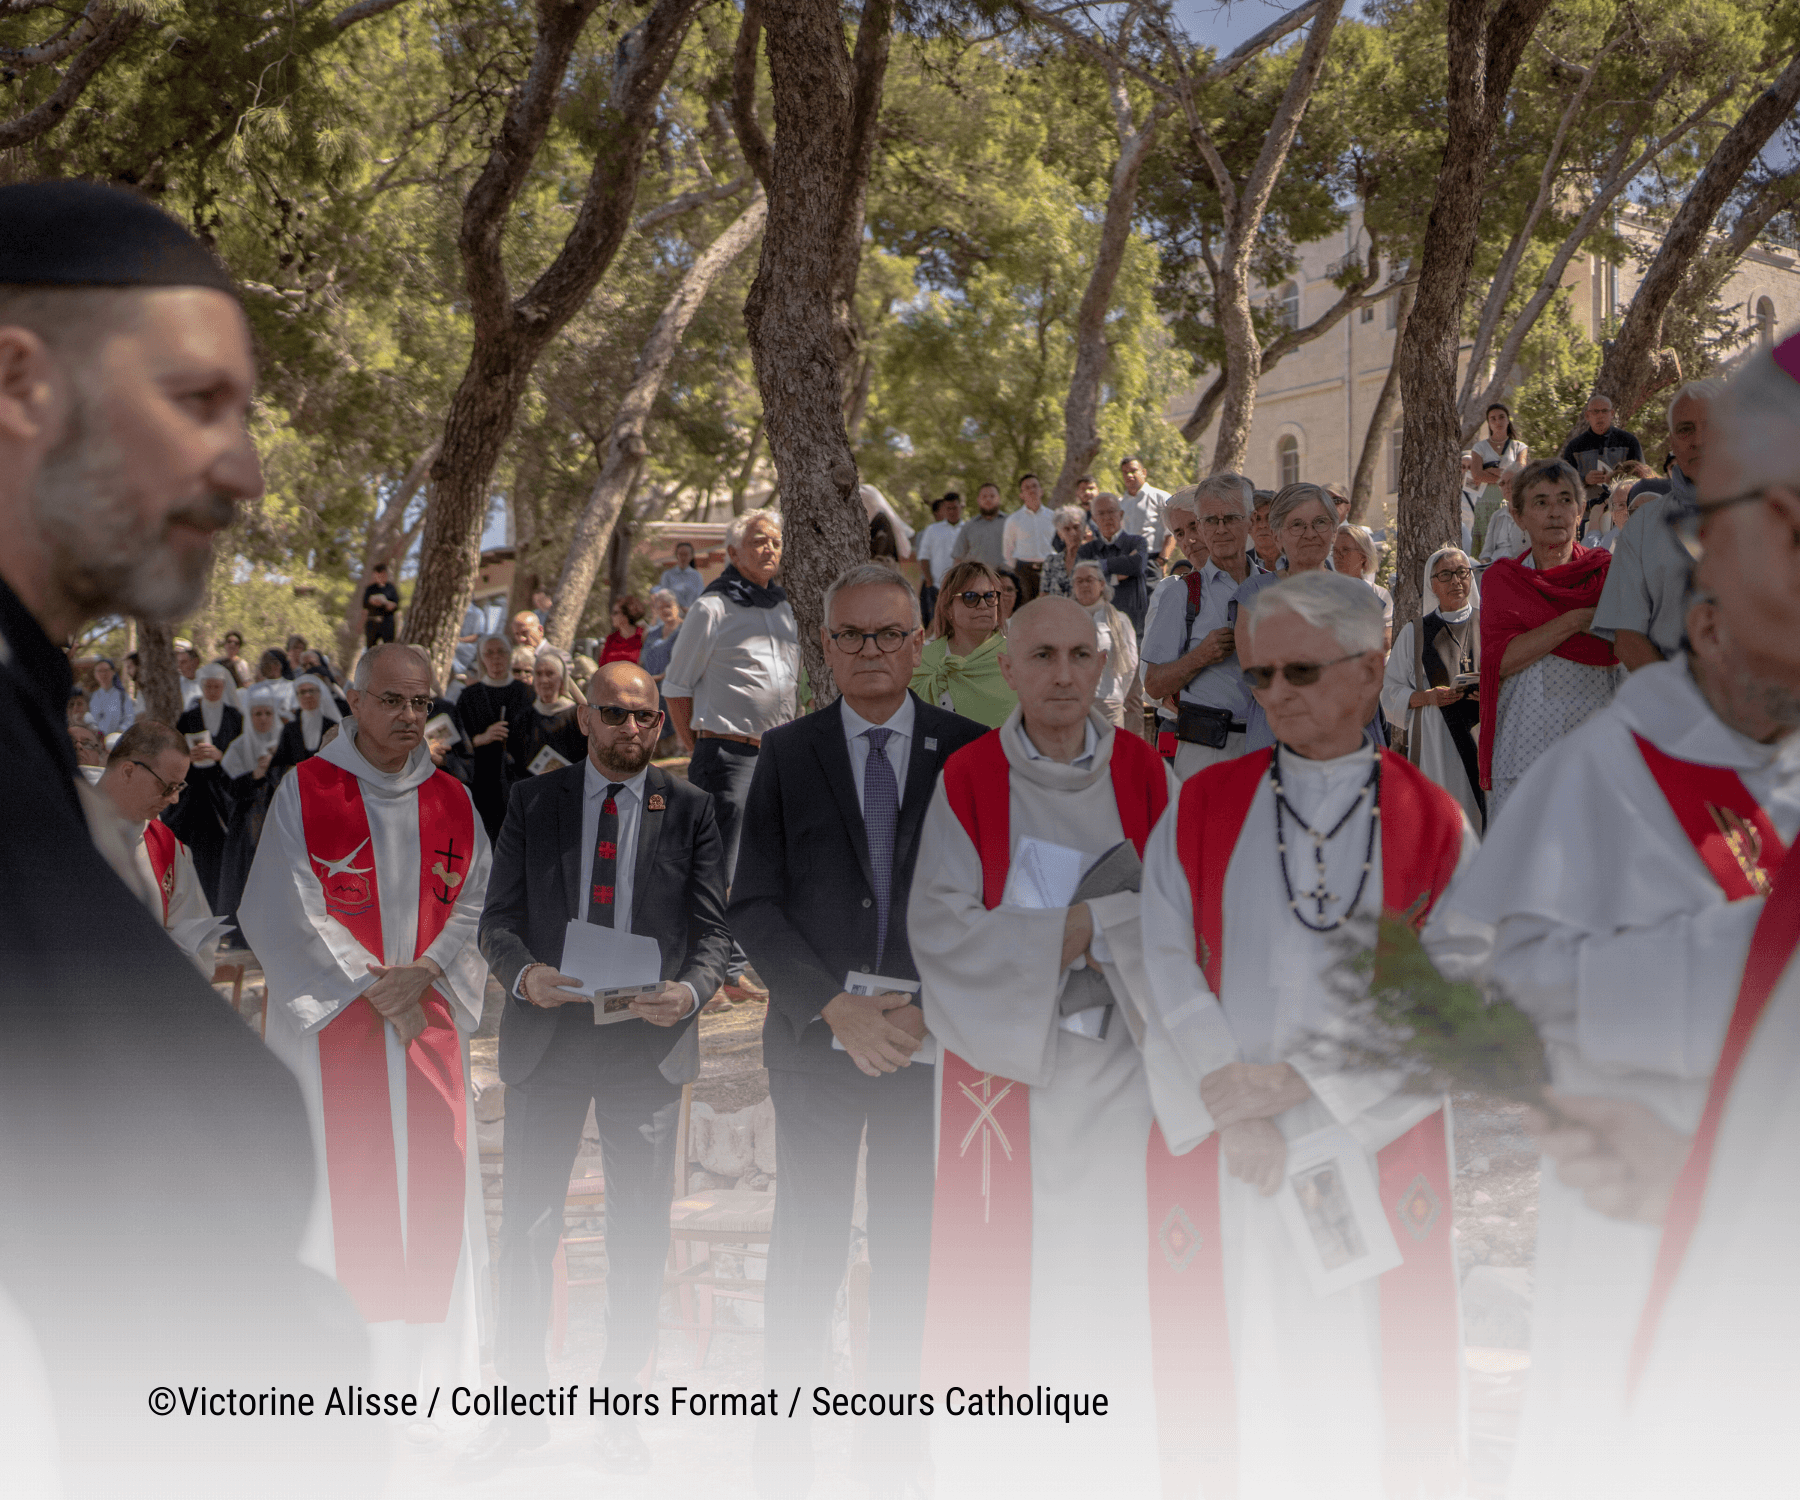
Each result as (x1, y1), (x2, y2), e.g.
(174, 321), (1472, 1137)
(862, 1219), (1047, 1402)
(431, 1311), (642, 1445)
(1079, 529), (1149, 632)
(478, 759), (731, 1087)
(730, 693), (987, 1076)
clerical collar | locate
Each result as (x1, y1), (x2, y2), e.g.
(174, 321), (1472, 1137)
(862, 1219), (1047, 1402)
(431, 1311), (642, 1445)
(1436, 604), (1474, 624)
(1015, 715), (1099, 768)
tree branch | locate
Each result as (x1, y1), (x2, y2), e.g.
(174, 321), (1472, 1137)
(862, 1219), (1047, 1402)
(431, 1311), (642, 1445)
(0, 7), (145, 151)
(633, 172), (752, 232)
(730, 0), (773, 189)
(331, 0), (414, 30)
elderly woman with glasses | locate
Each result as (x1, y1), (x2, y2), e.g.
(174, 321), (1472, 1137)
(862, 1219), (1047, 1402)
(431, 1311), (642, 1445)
(508, 649), (587, 781)
(1478, 458), (1619, 819)
(909, 558), (1017, 727)
(1232, 482), (1380, 752)
(1332, 523), (1394, 646)
(1382, 547), (1485, 830)
(1040, 505), (1089, 598)
(1070, 558), (1140, 727)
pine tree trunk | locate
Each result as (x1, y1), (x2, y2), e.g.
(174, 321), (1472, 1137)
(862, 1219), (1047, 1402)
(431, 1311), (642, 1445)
(135, 620), (182, 727)
(1349, 286), (1412, 522)
(402, 0), (704, 686)
(544, 189), (767, 649)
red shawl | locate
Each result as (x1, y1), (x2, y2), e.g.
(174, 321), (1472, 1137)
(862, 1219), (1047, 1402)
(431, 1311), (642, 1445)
(1477, 544), (1614, 788)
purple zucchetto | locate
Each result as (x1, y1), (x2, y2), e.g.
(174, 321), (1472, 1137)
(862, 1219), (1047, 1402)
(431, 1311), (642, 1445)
(0, 180), (236, 294)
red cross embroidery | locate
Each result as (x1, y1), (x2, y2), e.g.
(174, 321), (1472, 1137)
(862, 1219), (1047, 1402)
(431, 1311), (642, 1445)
(593, 885), (614, 905)
(597, 841), (616, 860)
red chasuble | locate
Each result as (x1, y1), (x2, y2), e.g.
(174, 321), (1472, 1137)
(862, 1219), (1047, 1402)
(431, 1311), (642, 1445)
(1155, 746), (1466, 1500)
(1626, 739), (1791, 1391)
(294, 756), (473, 1325)
(142, 819), (179, 923)
(922, 726), (1168, 1387)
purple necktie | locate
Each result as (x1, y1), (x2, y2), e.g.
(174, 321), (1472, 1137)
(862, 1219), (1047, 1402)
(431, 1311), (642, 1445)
(863, 727), (899, 965)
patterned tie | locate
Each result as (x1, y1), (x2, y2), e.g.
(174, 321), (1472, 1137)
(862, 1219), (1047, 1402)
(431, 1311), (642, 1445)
(588, 785), (619, 927)
(863, 727), (899, 965)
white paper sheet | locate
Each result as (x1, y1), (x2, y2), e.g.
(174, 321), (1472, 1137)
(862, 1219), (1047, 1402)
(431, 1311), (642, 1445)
(559, 919), (663, 1025)
(1273, 1124), (1404, 1297)
(1000, 838), (1114, 1040)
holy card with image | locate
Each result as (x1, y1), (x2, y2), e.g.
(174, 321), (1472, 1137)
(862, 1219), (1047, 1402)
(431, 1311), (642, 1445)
(1272, 1124), (1403, 1297)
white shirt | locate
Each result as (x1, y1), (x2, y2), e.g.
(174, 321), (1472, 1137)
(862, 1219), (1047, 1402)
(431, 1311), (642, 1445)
(915, 520), (964, 586)
(1014, 714), (1100, 769)
(658, 564), (706, 610)
(661, 592), (800, 739)
(1003, 505), (1058, 565)
(1120, 482), (1170, 552)
(841, 693), (916, 809)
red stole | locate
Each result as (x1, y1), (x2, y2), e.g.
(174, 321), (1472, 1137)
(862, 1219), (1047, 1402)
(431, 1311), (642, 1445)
(1154, 747), (1466, 1499)
(1627, 740), (1792, 1391)
(142, 819), (179, 923)
(922, 725), (1168, 1386)
(1477, 545), (1614, 788)
(295, 756), (473, 1325)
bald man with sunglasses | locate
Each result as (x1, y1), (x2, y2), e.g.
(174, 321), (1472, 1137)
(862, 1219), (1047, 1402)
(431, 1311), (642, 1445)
(474, 661), (730, 1476)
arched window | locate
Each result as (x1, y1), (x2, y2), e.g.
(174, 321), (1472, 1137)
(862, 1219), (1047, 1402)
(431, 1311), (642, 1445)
(1276, 281), (1300, 330)
(1387, 420), (1404, 494)
(1277, 434), (1301, 488)
(1756, 296), (1777, 349)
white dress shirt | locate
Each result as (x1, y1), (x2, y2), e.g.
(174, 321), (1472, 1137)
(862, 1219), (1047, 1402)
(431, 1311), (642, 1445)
(662, 593), (800, 739)
(517, 758), (695, 1015)
(841, 693), (916, 809)
(916, 520), (964, 587)
(1120, 483), (1170, 552)
(1003, 505), (1058, 565)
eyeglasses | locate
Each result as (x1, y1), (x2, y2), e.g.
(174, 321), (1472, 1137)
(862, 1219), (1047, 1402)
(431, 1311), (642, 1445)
(130, 759), (187, 798)
(1431, 567), (1474, 584)
(956, 590), (1001, 608)
(1200, 513), (1248, 528)
(1668, 491), (1770, 561)
(1241, 653), (1363, 692)
(511, 668), (534, 680)
(368, 692), (434, 715)
(829, 626), (914, 654)
(1282, 517), (1337, 536)
(589, 705), (663, 728)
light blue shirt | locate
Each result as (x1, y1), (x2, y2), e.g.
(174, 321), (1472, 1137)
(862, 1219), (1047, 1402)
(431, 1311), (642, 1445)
(840, 693), (916, 810)
(658, 564), (705, 610)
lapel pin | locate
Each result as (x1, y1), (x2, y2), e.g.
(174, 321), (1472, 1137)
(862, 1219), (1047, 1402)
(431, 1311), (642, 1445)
(924, 737), (937, 752)
(647, 793), (666, 811)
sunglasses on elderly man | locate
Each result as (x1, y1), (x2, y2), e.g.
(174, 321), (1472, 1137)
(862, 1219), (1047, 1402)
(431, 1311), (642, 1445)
(589, 705), (663, 728)
(1240, 653), (1362, 692)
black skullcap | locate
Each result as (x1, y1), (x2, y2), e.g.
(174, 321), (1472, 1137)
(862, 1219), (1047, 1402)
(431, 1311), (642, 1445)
(0, 180), (236, 294)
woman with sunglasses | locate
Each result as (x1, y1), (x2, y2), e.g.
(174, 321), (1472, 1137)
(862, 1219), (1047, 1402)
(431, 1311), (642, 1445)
(1478, 458), (1619, 820)
(909, 559), (1018, 727)
(1382, 547), (1485, 830)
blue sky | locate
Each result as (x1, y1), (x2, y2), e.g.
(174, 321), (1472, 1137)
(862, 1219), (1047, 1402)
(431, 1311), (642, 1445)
(1174, 0), (1371, 54)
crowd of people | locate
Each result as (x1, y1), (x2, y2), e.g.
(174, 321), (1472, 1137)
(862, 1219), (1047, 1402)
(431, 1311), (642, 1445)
(7, 179), (1800, 1500)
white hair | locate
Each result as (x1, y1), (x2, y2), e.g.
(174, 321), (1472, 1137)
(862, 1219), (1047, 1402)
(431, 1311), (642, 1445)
(1666, 377), (1726, 432)
(1242, 570), (1385, 655)
(1334, 522), (1378, 579)
(1269, 482), (1336, 535)
(1196, 472), (1254, 516)
(1053, 504), (1087, 530)
(352, 641), (431, 690)
(1071, 557), (1114, 601)
(1162, 484), (1199, 521)
(725, 507), (782, 551)
(822, 560), (921, 629)
(1711, 346), (1800, 492)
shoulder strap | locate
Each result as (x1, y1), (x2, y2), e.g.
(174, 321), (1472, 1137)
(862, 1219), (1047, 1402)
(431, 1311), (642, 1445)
(1633, 733), (1787, 899)
(1183, 569), (1204, 641)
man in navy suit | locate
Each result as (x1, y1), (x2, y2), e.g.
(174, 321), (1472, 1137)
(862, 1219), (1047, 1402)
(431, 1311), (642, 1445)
(472, 661), (730, 1475)
(731, 562), (987, 1494)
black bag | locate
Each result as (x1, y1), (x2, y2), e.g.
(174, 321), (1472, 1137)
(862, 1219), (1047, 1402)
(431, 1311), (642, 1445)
(1176, 702), (1234, 749)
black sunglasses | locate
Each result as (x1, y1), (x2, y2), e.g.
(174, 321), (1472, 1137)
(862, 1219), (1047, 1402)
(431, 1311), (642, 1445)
(1241, 653), (1362, 692)
(590, 705), (663, 728)
(956, 590), (1001, 607)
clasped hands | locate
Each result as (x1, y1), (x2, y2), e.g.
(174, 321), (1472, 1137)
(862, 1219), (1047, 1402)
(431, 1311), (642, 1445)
(1525, 1090), (1689, 1225)
(363, 957), (444, 1045)
(824, 991), (927, 1078)
(519, 964), (692, 1027)
(1200, 1061), (1312, 1196)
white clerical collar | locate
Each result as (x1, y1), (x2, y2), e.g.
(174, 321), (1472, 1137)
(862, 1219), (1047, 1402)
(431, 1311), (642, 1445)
(1435, 603), (1474, 623)
(1276, 739), (1376, 780)
(1016, 715), (1100, 768)
(841, 692), (915, 746)
(584, 756), (650, 805)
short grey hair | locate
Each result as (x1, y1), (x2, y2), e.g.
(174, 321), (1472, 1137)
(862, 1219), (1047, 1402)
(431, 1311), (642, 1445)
(1269, 482), (1336, 535)
(1242, 570), (1384, 656)
(1709, 346), (1800, 493)
(1334, 522), (1378, 579)
(353, 641), (431, 690)
(1071, 558), (1114, 601)
(1162, 484), (1200, 522)
(479, 633), (510, 655)
(1053, 504), (1087, 531)
(725, 507), (782, 550)
(649, 587), (678, 606)
(1666, 377), (1725, 432)
(1586, 392), (1615, 411)
(1194, 472), (1253, 517)
(823, 560), (921, 629)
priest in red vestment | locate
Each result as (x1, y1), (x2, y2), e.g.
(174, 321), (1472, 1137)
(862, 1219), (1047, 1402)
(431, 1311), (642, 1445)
(1138, 570), (1480, 1500)
(240, 642), (493, 1403)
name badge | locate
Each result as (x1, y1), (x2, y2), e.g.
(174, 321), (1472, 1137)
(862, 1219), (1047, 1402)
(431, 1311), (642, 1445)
(924, 737), (937, 752)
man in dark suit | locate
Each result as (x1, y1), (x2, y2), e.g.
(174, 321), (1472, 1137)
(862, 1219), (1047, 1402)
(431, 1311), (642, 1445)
(1078, 489), (1150, 634)
(731, 563), (986, 1494)
(473, 661), (730, 1475)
